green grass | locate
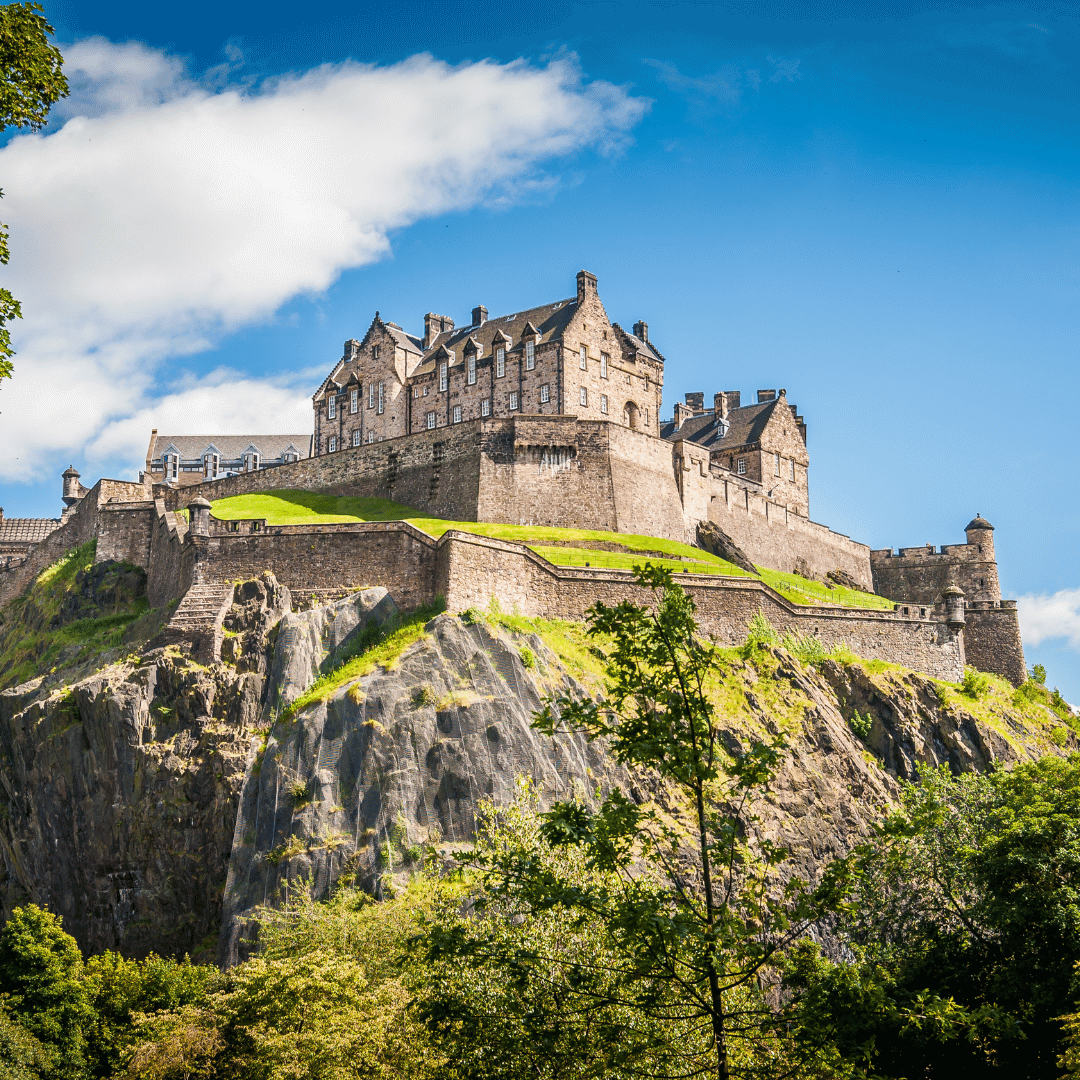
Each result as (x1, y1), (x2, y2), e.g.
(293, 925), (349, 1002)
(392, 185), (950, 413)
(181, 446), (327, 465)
(208, 489), (895, 612)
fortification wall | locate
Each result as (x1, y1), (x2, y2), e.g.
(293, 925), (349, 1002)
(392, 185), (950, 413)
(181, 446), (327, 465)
(147, 501), (196, 607)
(964, 602), (1027, 686)
(870, 545), (1001, 605)
(436, 531), (964, 682)
(607, 421), (687, 540)
(96, 502), (155, 568)
(0, 479), (150, 605)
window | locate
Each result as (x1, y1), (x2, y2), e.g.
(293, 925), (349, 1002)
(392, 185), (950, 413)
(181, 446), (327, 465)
(496, 348), (505, 378)
(162, 453), (178, 480)
(453, 405), (462, 423)
(626, 374), (631, 384)
(367, 430), (375, 443)
(600, 394), (608, 414)
(580, 386), (588, 407)
(645, 374), (650, 390)
(426, 411), (436, 430)
(413, 387), (419, 399)
(423, 385), (429, 396)
(350, 388), (358, 413)
(244, 452), (260, 472)
(644, 408), (650, 427)
(372, 344), (380, 360)
(775, 452), (781, 477)
(525, 340), (535, 369)
(368, 384), (375, 408)
(203, 453), (219, 479)
(737, 458), (746, 475)
(540, 384), (550, 404)
(789, 459), (795, 481)
(352, 430), (361, 447)
(377, 382), (384, 414)
(327, 395), (336, 419)
(328, 437), (337, 453)
(600, 353), (608, 379)
(481, 398), (490, 417)
(467, 354), (476, 385)
(579, 345), (587, 370)
(439, 363), (447, 392)
(509, 391), (518, 410)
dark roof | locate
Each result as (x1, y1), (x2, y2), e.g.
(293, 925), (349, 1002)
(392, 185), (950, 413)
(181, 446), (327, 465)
(966, 515), (994, 531)
(413, 297), (581, 375)
(148, 434), (313, 462)
(612, 323), (663, 363)
(0, 517), (61, 544)
(384, 323), (423, 352)
(661, 399), (778, 450)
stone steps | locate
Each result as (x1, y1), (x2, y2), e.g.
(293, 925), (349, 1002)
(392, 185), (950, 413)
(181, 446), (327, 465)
(163, 583), (235, 660)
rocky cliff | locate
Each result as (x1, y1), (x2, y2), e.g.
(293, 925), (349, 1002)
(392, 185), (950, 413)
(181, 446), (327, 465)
(0, 559), (1071, 963)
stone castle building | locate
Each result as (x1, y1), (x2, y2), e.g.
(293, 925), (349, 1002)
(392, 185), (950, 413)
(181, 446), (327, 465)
(2, 270), (1027, 686)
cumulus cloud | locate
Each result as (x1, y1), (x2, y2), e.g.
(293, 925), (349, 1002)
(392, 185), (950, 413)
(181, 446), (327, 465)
(0, 41), (648, 481)
(1017, 589), (1080, 649)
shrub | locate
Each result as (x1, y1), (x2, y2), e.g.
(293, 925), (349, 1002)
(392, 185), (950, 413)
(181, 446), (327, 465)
(744, 612), (780, 648)
(519, 646), (536, 669)
(461, 607), (484, 626)
(961, 666), (990, 698)
(1032, 663), (1047, 685)
(781, 631), (829, 665)
(290, 780), (310, 805)
(411, 685), (436, 709)
(848, 711), (873, 739)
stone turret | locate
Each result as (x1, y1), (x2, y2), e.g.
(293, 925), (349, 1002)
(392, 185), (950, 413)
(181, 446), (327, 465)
(942, 584), (966, 629)
(62, 466), (82, 508)
(188, 496), (212, 536)
(965, 514), (995, 562)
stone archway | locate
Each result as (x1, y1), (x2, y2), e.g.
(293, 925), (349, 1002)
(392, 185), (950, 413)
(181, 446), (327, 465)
(623, 401), (639, 430)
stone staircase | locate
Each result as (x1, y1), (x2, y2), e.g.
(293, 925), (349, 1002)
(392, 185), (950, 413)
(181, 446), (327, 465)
(163, 583), (235, 662)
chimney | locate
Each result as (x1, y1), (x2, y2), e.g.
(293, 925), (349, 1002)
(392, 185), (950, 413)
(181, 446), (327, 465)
(633, 320), (648, 342)
(344, 339), (359, 361)
(757, 389), (776, 403)
(471, 305), (488, 327)
(424, 313), (454, 349)
(0, 507), (4, 521)
(576, 269), (598, 303)
(673, 401), (694, 429)
(684, 392), (704, 414)
(714, 392), (729, 421)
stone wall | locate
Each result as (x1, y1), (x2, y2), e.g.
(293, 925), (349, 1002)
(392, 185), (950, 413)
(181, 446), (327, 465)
(963, 603), (1027, 686)
(871, 543), (1001, 605)
(96, 503), (155, 568)
(146, 502), (196, 608)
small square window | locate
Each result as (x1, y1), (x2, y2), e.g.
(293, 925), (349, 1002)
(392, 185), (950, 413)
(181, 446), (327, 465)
(496, 348), (506, 378)
(352, 430), (361, 446)
(525, 340), (535, 369)
(423, 384), (429, 397)
(509, 391), (519, 410)
(579, 345), (587, 370)
(600, 353), (608, 379)
(481, 398), (491, 417)
(327, 395), (336, 419)
(350, 388), (358, 413)
(426, 411), (436, 430)
(580, 386), (588, 407)
(329, 436), (337, 453)
(737, 458), (746, 475)
(540, 384), (550, 404)
(439, 363), (448, 392)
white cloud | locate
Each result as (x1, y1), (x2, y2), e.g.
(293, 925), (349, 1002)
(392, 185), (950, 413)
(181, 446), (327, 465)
(0, 42), (648, 482)
(1017, 589), (1080, 649)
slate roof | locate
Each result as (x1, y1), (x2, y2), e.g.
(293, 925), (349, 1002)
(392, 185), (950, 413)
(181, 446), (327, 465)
(147, 434), (313, 462)
(0, 517), (60, 544)
(412, 298), (581, 376)
(383, 322), (423, 353)
(661, 399), (779, 450)
(612, 323), (663, 363)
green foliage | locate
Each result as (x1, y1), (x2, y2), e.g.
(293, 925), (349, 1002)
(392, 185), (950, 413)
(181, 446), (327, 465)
(0, 1004), (49, 1080)
(424, 566), (866, 1078)
(1033, 663), (1048, 685)
(781, 629), (829, 664)
(411, 684), (436, 708)
(517, 644), (535, 669)
(0, 2), (68, 381)
(289, 780), (309, 805)
(744, 609), (781, 648)
(1014, 675), (1077, 725)
(848, 711), (873, 739)
(961, 665), (991, 698)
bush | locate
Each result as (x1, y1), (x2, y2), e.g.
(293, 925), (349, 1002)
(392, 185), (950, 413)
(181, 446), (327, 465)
(961, 666), (990, 698)
(1032, 663), (1047, 685)
(461, 608), (484, 626)
(744, 612), (780, 648)
(411, 685), (436, 709)
(519, 646), (536, 669)
(848, 711), (873, 739)
(781, 631), (829, 665)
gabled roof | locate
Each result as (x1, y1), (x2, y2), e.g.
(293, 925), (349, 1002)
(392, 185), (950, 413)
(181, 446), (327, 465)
(383, 322), (423, 353)
(423, 297), (580, 360)
(612, 323), (664, 364)
(147, 434), (314, 462)
(0, 517), (61, 544)
(661, 399), (779, 450)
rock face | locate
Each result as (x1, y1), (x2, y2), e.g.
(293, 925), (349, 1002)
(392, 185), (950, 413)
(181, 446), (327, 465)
(218, 614), (624, 965)
(696, 521), (757, 574)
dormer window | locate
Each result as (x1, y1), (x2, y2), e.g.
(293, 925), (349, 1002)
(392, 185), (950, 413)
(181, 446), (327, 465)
(525, 340), (535, 370)
(203, 453), (219, 479)
(496, 348), (505, 378)
(327, 395), (336, 419)
(244, 452), (260, 472)
(439, 362), (448, 392)
(468, 353), (477, 385)
(162, 452), (178, 480)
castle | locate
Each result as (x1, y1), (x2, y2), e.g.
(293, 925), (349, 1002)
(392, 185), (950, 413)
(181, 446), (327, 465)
(0, 270), (1026, 686)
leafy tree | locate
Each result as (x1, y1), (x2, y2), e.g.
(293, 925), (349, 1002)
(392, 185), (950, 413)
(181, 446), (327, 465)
(0, 1), (68, 381)
(0, 904), (94, 1079)
(814, 756), (1080, 1078)
(0, 1003), (50, 1080)
(421, 565), (867, 1079)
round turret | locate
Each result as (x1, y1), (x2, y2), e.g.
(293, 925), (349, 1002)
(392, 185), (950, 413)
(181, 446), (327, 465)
(61, 465), (82, 507)
(942, 584), (966, 628)
(965, 514), (993, 532)
(964, 513), (996, 562)
(188, 496), (213, 536)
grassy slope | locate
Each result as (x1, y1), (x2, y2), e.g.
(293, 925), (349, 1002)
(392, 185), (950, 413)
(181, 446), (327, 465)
(208, 490), (894, 611)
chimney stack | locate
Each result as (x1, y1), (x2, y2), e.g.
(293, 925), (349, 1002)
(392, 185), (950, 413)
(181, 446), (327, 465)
(471, 305), (488, 328)
(633, 320), (649, 342)
(576, 269), (598, 303)
(714, 392), (729, 421)
(684, 392), (704, 414)
(757, 389), (776, 403)
(424, 313), (453, 349)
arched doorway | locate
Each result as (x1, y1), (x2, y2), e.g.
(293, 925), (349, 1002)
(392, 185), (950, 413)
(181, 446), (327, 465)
(623, 401), (639, 430)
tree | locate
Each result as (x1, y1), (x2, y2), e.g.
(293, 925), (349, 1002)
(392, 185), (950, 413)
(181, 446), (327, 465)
(421, 566), (866, 1079)
(0, 1), (68, 381)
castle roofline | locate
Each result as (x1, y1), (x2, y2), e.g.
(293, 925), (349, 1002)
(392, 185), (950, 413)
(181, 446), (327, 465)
(966, 515), (994, 531)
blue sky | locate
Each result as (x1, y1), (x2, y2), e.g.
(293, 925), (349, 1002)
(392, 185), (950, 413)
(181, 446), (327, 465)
(3, 1), (1079, 697)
